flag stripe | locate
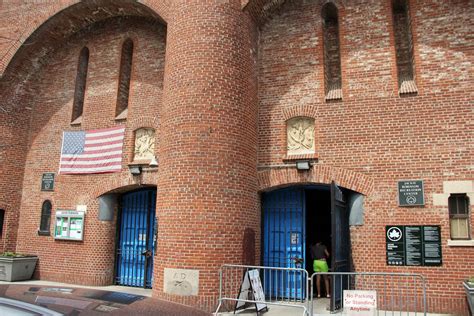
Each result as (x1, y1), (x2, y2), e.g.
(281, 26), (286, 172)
(60, 157), (123, 165)
(85, 135), (124, 145)
(59, 126), (125, 174)
(60, 166), (122, 173)
(84, 142), (124, 151)
(61, 152), (122, 160)
(87, 126), (125, 135)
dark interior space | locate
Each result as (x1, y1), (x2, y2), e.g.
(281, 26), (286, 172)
(305, 187), (331, 297)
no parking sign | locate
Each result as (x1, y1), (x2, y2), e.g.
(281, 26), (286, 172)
(344, 290), (377, 316)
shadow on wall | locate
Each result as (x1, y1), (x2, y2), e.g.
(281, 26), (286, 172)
(242, 228), (255, 265)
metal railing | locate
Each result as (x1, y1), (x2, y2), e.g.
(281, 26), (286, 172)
(310, 272), (426, 315)
(215, 266), (426, 316)
(215, 264), (310, 316)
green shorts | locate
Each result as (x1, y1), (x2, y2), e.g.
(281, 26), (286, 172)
(313, 259), (329, 272)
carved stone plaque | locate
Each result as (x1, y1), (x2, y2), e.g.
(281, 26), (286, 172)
(134, 128), (155, 161)
(287, 117), (315, 155)
(164, 268), (199, 296)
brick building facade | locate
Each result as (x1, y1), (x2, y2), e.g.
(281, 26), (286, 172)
(0, 0), (472, 314)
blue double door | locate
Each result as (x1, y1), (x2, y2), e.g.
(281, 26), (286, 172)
(116, 189), (156, 288)
(263, 188), (306, 299)
(262, 184), (350, 307)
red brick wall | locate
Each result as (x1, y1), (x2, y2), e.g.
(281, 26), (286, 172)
(257, 0), (472, 314)
(153, 0), (259, 311)
(0, 0), (472, 315)
(11, 16), (166, 285)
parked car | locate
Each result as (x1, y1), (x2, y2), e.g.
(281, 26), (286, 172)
(0, 284), (210, 315)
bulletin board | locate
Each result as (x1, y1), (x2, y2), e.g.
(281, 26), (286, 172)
(54, 210), (85, 241)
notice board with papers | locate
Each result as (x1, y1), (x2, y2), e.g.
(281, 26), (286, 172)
(54, 210), (85, 241)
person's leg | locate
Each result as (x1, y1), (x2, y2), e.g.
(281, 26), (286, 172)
(316, 274), (321, 298)
(321, 260), (330, 298)
(313, 260), (322, 298)
(323, 275), (330, 298)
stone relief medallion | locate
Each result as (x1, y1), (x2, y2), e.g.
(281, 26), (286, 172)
(287, 117), (315, 155)
(134, 128), (155, 161)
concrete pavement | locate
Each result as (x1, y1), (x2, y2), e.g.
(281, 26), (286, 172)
(0, 281), (457, 316)
(214, 297), (457, 316)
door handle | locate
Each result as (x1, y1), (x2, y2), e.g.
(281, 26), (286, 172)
(292, 257), (304, 266)
(141, 250), (152, 258)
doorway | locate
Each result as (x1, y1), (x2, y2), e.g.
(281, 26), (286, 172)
(262, 183), (351, 308)
(115, 188), (157, 288)
(305, 187), (331, 297)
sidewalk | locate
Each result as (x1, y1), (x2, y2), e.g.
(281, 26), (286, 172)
(215, 297), (457, 316)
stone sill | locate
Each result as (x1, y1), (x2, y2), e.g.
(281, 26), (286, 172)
(115, 108), (128, 120)
(130, 159), (151, 166)
(447, 239), (474, 247)
(70, 116), (82, 125)
(283, 153), (318, 162)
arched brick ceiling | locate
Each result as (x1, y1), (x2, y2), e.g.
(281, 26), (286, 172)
(243, 0), (346, 26)
(0, 0), (166, 108)
(243, 0), (287, 25)
(0, 1), (78, 75)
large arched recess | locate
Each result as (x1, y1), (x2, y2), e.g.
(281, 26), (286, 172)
(1, 0), (167, 103)
(0, 0), (167, 253)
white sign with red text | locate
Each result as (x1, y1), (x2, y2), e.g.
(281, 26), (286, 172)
(344, 290), (377, 316)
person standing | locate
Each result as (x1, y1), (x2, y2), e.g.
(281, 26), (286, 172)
(311, 241), (330, 298)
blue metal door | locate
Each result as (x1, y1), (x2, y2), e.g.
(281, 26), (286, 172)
(116, 189), (156, 288)
(263, 187), (306, 299)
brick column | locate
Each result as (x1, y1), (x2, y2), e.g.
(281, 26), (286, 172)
(153, 0), (259, 311)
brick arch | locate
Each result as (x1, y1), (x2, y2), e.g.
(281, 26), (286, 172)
(0, 0), (168, 100)
(0, 1), (78, 75)
(86, 171), (158, 204)
(282, 104), (319, 121)
(258, 165), (374, 195)
(244, 0), (345, 26)
(128, 115), (159, 131)
(320, 0), (345, 12)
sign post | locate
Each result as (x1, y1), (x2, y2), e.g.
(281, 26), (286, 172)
(343, 290), (377, 316)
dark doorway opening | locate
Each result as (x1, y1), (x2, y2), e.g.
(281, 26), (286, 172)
(305, 187), (332, 298)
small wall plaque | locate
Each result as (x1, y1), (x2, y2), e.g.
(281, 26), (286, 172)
(164, 268), (199, 296)
(398, 180), (424, 206)
(41, 173), (55, 191)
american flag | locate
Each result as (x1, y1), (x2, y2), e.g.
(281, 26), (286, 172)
(59, 126), (125, 174)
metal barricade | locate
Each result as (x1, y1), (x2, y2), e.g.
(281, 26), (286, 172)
(215, 264), (310, 316)
(310, 272), (426, 315)
(215, 266), (426, 316)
